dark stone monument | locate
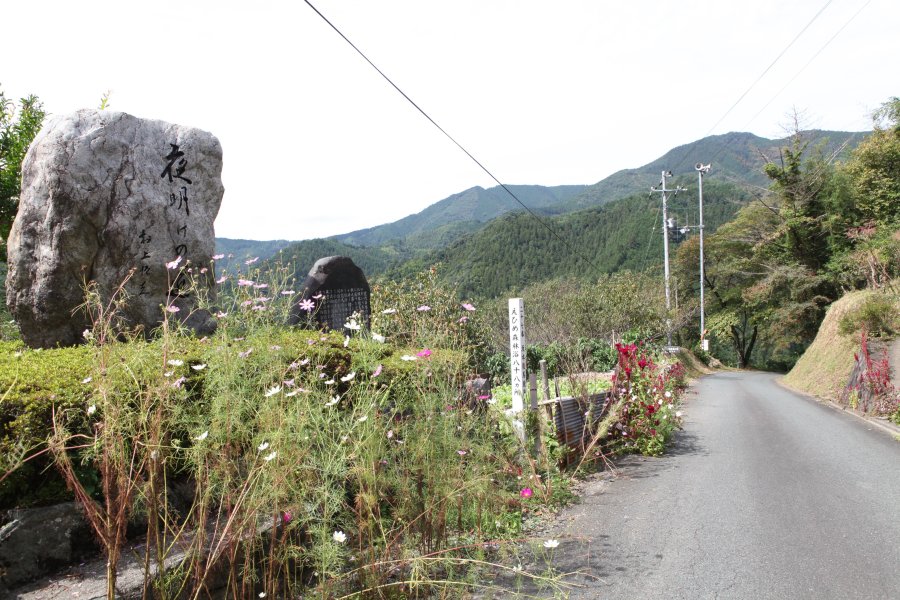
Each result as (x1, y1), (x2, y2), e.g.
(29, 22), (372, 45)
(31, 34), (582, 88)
(289, 256), (370, 333)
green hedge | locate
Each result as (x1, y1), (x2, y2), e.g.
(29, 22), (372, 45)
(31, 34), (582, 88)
(0, 331), (463, 509)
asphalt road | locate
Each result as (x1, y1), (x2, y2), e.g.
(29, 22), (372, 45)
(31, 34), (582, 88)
(525, 371), (900, 599)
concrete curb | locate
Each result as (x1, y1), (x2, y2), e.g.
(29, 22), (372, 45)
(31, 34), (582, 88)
(776, 376), (900, 438)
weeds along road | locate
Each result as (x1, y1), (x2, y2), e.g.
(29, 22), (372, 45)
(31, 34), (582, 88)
(533, 371), (900, 599)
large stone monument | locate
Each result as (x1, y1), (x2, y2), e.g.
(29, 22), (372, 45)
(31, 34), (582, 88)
(5, 110), (224, 347)
(289, 256), (370, 333)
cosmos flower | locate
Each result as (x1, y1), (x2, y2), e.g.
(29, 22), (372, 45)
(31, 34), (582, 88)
(461, 303), (476, 311)
(543, 539), (559, 549)
(166, 256), (182, 270)
(212, 254), (225, 260)
(332, 531), (347, 544)
(264, 385), (281, 397)
(372, 332), (385, 343)
(195, 430), (209, 441)
(382, 308), (397, 314)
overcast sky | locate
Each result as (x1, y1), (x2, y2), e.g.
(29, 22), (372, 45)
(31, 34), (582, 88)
(3, 0), (896, 241)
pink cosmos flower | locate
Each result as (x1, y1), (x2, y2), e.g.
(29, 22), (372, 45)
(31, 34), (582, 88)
(212, 253), (225, 260)
(298, 299), (315, 312)
(461, 303), (476, 311)
(416, 348), (432, 358)
(417, 305), (431, 312)
(373, 364), (383, 377)
(458, 316), (469, 324)
(520, 488), (533, 499)
(237, 279), (254, 287)
(457, 449), (467, 456)
(166, 256), (182, 270)
(253, 283), (268, 289)
(216, 275), (227, 284)
(239, 348), (253, 358)
(166, 305), (180, 313)
(245, 257), (259, 265)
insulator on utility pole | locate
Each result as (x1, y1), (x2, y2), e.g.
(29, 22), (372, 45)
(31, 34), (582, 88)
(650, 171), (686, 347)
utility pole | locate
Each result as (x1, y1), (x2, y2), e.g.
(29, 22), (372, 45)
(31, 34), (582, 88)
(695, 163), (711, 351)
(650, 171), (685, 347)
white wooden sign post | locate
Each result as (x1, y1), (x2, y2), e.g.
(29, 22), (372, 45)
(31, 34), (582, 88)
(508, 298), (526, 440)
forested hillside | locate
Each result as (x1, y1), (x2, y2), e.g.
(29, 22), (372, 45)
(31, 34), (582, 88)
(388, 179), (751, 297)
(333, 184), (588, 249)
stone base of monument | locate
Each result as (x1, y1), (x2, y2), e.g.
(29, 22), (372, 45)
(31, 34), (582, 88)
(6, 512), (295, 599)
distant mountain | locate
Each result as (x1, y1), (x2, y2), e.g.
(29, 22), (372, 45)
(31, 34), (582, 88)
(388, 178), (753, 298)
(249, 129), (867, 296)
(215, 238), (295, 274)
(263, 238), (400, 285)
(331, 130), (864, 249)
(557, 130), (863, 213)
(333, 184), (588, 250)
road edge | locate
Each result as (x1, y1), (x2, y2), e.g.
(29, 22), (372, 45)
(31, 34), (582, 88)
(775, 375), (900, 438)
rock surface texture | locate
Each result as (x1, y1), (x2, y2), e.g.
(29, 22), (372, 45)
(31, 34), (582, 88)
(6, 110), (224, 347)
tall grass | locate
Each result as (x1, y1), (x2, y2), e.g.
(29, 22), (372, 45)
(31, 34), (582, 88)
(40, 258), (567, 599)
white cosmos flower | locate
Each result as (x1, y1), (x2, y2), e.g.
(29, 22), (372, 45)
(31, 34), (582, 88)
(285, 390), (300, 397)
(258, 441), (270, 452)
(357, 415), (368, 423)
(372, 332), (385, 343)
(263, 451), (277, 462)
(676, 411), (683, 418)
(343, 319), (361, 331)
(82, 376), (92, 384)
(325, 396), (340, 407)
(191, 364), (207, 371)
(343, 336), (350, 348)
(664, 391), (672, 398)
(400, 355), (417, 361)
(543, 539), (560, 549)
(381, 308), (397, 314)
(87, 404), (97, 416)
(340, 372), (355, 382)
(324, 379), (335, 386)
(167, 359), (184, 367)
(264, 385), (281, 397)
(195, 430), (209, 441)
(332, 531), (347, 544)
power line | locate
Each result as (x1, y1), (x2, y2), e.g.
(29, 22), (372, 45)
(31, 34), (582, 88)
(743, 0), (872, 130)
(670, 0), (836, 174)
(302, 0), (608, 278)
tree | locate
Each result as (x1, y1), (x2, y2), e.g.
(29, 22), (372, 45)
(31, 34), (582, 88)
(0, 87), (46, 252)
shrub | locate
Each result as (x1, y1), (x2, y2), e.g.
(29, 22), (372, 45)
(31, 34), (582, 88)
(838, 292), (899, 338)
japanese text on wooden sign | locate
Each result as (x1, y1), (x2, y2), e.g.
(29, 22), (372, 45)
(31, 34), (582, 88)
(508, 298), (526, 413)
